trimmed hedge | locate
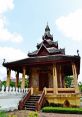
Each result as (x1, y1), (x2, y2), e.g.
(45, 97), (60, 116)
(42, 107), (82, 114)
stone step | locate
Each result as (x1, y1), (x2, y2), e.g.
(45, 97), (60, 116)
(27, 99), (39, 101)
(24, 95), (40, 111)
(26, 100), (38, 103)
(29, 97), (40, 99)
(25, 102), (36, 105)
(25, 107), (36, 111)
(25, 103), (36, 106)
(25, 105), (36, 108)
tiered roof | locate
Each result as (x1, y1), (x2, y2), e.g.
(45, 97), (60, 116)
(28, 24), (65, 57)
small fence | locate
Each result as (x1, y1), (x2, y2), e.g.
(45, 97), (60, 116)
(0, 85), (28, 94)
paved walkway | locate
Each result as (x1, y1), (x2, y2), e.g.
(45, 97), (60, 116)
(8, 110), (82, 117)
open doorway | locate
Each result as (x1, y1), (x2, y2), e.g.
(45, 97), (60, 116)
(39, 72), (49, 91)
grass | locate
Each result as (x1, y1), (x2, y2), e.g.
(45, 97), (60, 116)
(42, 107), (82, 114)
(0, 111), (7, 117)
(0, 111), (17, 117)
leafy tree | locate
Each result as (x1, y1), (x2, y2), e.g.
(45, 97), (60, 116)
(17, 79), (29, 88)
(1, 81), (6, 87)
(18, 80), (21, 88)
(10, 81), (15, 87)
(1, 79), (29, 88)
(65, 76), (73, 88)
(78, 82), (82, 92)
(25, 78), (29, 88)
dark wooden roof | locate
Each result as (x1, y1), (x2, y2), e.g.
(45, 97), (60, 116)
(37, 40), (58, 49)
(3, 55), (80, 74)
(28, 44), (65, 57)
(28, 25), (65, 57)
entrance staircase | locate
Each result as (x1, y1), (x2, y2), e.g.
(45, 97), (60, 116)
(18, 88), (45, 111)
(24, 95), (40, 110)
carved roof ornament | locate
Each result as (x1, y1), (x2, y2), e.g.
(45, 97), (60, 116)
(77, 50), (79, 56)
(42, 23), (53, 41)
(45, 22), (50, 32)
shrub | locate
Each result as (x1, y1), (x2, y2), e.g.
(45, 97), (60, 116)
(28, 111), (39, 117)
(42, 107), (82, 114)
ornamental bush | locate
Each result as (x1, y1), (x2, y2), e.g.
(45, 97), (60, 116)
(28, 111), (39, 117)
(42, 107), (82, 114)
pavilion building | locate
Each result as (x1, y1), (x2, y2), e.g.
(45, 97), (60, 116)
(3, 25), (81, 110)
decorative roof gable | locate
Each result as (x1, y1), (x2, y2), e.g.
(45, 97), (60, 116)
(37, 44), (49, 56)
(37, 39), (58, 49)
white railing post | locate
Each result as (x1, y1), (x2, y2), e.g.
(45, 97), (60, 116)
(6, 86), (9, 92)
(1, 85), (5, 93)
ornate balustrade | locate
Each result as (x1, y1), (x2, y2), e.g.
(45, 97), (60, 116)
(44, 88), (54, 95)
(0, 85), (28, 94)
(36, 89), (45, 111)
(44, 87), (75, 95)
(58, 88), (75, 93)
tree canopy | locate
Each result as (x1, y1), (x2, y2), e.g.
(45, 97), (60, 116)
(65, 76), (73, 88)
(78, 82), (82, 92)
(1, 78), (29, 88)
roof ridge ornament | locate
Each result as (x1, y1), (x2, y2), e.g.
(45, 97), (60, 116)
(42, 23), (53, 41)
(45, 22), (50, 32)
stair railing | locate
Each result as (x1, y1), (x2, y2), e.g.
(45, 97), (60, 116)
(18, 87), (33, 110)
(36, 88), (45, 111)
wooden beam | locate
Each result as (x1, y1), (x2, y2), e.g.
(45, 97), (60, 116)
(53, 64), (58, 94)
(21, 67), (26, 89)
(72, 63), (79, 93)
(6, 68), (11, 87)
(15, 71), (19, 88)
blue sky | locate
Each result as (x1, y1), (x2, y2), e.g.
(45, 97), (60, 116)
(0, 0), (82, 81)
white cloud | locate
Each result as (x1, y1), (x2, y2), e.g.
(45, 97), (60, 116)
(0, 46), (27, 81)
(0, 0), (14, 14)
(56, 9), (82, 82)
(0, 47), (27, 61)
(0, 0), (24, 81)
(0, 0), (23, 43)
(56, 9), (82, 41)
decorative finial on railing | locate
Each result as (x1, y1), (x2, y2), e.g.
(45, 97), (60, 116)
(3, 58), (6, 63)
(77, 49), (79, 56)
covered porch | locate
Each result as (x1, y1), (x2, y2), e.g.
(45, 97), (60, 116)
(3, 59), (79, 95)
(3, 55), (80, 109)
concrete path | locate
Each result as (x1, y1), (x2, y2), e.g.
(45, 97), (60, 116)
(8, 110), (82, 117)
